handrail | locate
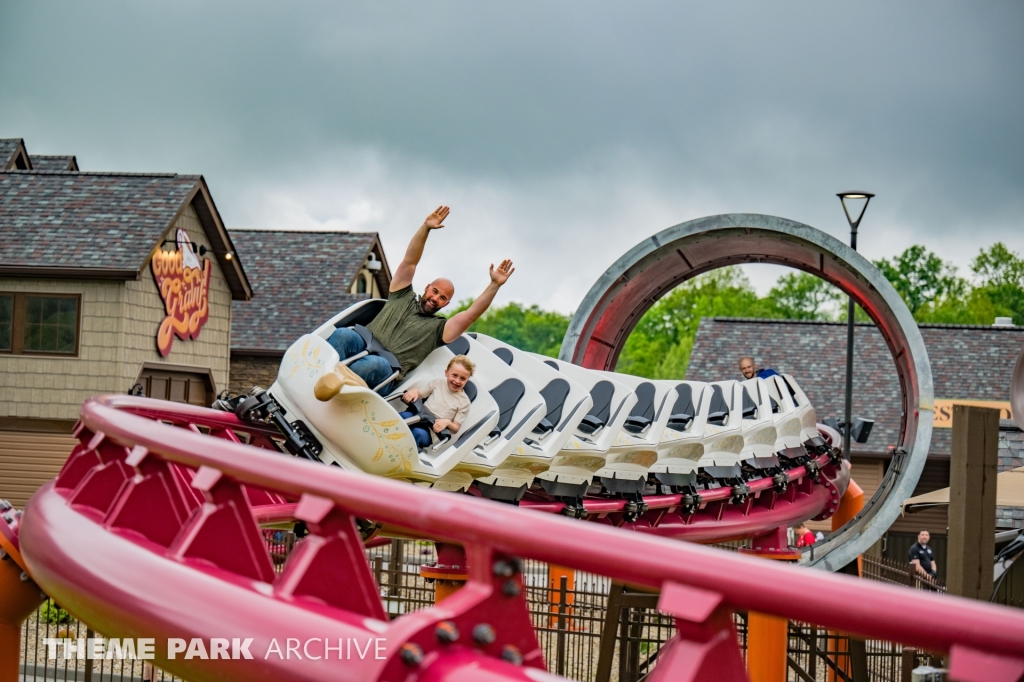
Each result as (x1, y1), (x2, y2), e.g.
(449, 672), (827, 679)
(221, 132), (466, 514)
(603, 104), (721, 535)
(63, 394), (1024, 661)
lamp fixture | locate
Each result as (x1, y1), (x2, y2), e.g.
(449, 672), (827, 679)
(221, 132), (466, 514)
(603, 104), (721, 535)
(365, 252), (382, 272)
(837, 191), (875, 232)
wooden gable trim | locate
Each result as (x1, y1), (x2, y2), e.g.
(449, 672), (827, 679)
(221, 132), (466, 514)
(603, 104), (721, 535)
(190, 178), (253, 301)
(136, 178), (253, 302)
(4, 140), (31, 171)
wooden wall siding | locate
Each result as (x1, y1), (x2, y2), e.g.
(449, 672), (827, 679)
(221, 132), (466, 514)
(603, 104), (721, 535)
(0, 430), (78, 508)
(120, 203), (232, 395)
(0, 278), (127, 421)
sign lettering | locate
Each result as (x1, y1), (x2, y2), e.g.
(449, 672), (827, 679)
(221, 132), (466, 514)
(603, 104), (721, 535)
(933, 399), (1013, 428)
(151, 229), (212, 357)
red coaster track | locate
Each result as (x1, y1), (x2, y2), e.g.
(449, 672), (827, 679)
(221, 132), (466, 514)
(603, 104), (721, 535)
(11, 395), (1024, 682)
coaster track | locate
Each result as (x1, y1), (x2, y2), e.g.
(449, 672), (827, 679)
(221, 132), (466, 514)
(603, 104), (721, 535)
(10, 394), (1024, 682)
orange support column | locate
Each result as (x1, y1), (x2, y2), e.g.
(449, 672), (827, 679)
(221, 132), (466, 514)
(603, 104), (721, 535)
(547, 564), (575, 628)
(420, 542), (469, 603)
(743, 527), (800, 682)
(747, 612), (789, 682)
(0, 535), (45, 682)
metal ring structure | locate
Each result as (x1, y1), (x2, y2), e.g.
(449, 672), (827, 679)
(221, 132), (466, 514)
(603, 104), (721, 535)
(559, 213), (933, 571)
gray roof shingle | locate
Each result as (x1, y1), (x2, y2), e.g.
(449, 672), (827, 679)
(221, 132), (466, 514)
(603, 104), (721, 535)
(30, 155), (78, 171)
(0, 139), (27, 169)
(0, 170), (201, 272)
(686, 318), (1024, 456)
(230, 230), (387, 352)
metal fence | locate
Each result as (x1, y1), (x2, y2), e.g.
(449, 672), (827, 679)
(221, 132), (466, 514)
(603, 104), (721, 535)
(861, 553), (946, 593)
(19, 532), (952, 682)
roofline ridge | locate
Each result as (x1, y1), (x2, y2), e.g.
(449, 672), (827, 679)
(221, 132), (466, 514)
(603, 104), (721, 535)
(1, 170), (189, 178)
(708, 316), (1024, 331)
(230, 228), (377, 235)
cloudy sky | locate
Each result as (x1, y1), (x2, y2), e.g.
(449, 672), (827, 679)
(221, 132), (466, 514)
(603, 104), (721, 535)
(2, 2), (1022, 312)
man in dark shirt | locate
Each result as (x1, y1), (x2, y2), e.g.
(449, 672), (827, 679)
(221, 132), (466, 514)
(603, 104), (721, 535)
(326, 205), (514, 393)
(739, 356), (780, 381)
(909, 529), (938, 580)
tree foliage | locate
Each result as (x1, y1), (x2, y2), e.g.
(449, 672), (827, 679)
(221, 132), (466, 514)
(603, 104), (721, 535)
(447, 300), (570, 357)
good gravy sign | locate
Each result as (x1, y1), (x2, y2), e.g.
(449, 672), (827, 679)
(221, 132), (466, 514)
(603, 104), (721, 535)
(151, 229), (212, 357)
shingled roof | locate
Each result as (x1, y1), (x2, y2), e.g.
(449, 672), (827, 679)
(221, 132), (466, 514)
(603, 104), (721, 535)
(229, 230), (391, 353)
(0, 139), (29, 170)
(30, 155), (78, 171)
(0, 170), (251, 300)
(686, 318), (1024, 457)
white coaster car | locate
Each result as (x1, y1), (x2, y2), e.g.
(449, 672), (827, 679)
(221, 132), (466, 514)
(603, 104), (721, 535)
(269, 299), (501, 483)
(533, 358), (637, 499)
(693, 381), (746, 479)
(417, 334), (548, 493)
(764, 373), (826, 456)
(652, 381), (710, 487)
(738, 378), (781, 468)
(269, 333), (498, 482)
(469, 334), (593, 500)
(591, 373), (678, 495)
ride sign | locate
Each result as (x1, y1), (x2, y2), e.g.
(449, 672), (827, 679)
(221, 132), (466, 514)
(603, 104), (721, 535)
(151, 228), (212, 357)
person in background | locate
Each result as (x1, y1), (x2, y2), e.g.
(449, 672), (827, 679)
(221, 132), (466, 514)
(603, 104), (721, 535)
(909, 529), (938, 581)
(739, 356), (780, 380)
(794, 522), (816, 548)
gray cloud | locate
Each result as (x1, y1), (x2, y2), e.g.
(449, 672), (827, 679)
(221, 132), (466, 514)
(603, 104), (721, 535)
(2, 1), (1022, 311)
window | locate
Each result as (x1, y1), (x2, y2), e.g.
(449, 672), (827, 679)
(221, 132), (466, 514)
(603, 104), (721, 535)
(0, 293), (81, 356)
(0, 295), (11, 351)
(357, 273), (368, 294)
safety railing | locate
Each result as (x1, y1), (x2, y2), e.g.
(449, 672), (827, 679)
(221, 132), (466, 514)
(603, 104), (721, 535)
(15, 395), (1024, 682)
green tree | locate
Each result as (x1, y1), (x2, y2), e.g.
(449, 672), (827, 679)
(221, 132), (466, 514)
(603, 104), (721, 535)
(873, 245), (966, 317)
(971, 242), (1024, 324)
(447, 301), (570, 357)
(764, 271), (841, 321)
(615, 267), (776, 379)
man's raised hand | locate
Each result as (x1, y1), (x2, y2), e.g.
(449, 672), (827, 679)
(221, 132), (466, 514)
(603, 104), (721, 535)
(424, 206), (450, 230)
(489, 259), (516, 286)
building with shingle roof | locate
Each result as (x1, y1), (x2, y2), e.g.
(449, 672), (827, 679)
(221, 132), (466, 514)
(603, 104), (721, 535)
(29, 155), (79, 171)
(228, 229), (391, 393)
(687, 316), (1024, 573)
(0, 137), (255, 507)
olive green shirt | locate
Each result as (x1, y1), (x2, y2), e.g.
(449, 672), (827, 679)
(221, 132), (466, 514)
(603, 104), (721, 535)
(366, 286), (448, 381)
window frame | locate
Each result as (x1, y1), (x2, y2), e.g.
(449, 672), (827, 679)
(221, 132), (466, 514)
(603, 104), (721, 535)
(0, 292), (82, 357)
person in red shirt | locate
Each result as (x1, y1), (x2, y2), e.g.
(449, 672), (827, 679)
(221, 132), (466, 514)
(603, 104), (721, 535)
(794, 523), (816, 548)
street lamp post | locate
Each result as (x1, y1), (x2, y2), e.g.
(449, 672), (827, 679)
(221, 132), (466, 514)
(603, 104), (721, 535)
(837, 192), (874, 460)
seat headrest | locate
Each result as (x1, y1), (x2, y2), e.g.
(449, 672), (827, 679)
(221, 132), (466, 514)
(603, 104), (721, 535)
(446, 336), (471, 356)
(494, 347), (514, 366)
(464, 380), (479, 403)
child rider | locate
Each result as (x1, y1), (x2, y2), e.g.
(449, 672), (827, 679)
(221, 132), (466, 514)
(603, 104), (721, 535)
(400, 355), (475, 448)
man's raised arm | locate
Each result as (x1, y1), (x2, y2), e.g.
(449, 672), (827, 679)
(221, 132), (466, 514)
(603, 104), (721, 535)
(443, 260), (515, 343)
(390, 206), (449, 292)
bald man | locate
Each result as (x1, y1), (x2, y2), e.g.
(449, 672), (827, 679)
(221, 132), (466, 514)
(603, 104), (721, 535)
(739, 356), (780, 381)
(327, 206), (514, 393)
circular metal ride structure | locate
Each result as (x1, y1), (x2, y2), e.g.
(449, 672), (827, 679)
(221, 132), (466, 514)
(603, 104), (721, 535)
(560, 213), (934, 571)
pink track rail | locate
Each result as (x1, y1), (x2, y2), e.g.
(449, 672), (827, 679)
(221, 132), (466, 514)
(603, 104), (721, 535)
(17, 395), (1024, 682)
